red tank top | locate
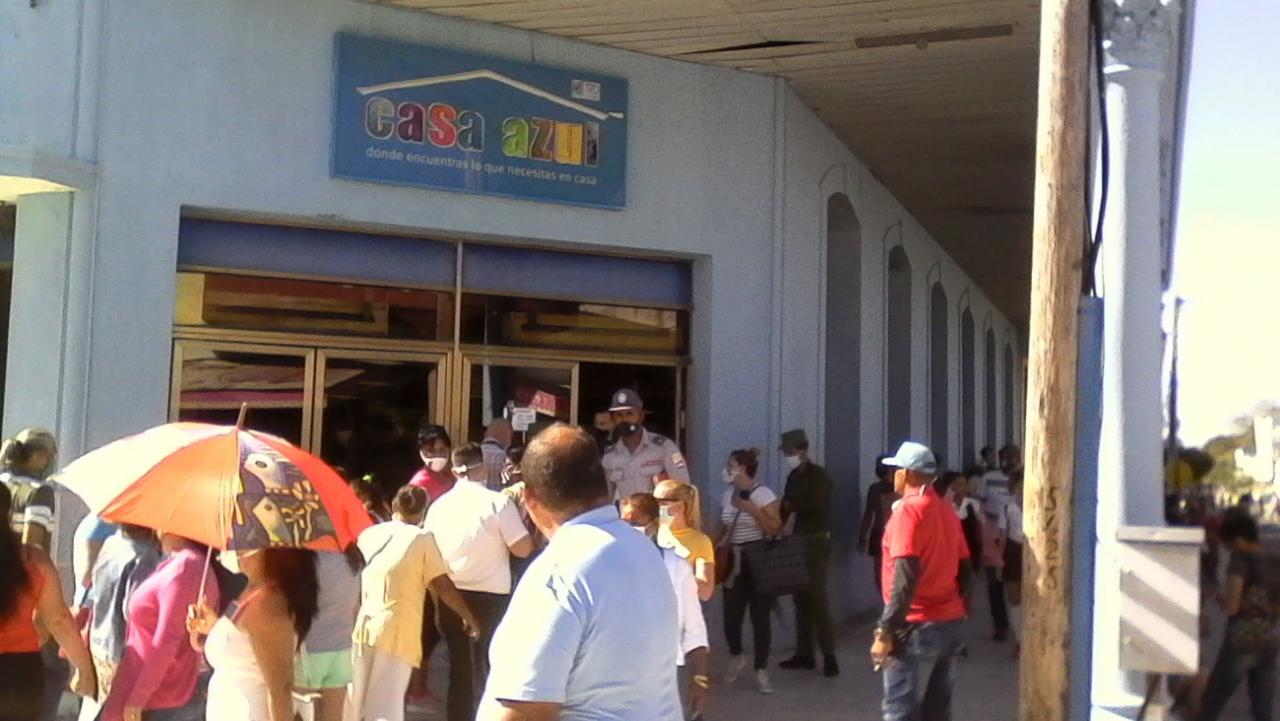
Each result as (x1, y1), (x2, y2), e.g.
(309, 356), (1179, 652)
(0, 559), (44, 653)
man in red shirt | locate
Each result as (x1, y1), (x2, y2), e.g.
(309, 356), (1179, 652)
(870, 441), (974, 721)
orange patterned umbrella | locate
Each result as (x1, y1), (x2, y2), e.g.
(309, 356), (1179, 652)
(58, 422), (371, 552)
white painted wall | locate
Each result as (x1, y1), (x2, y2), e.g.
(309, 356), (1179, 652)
(778, 90), (1020, 614)
(1, 0), (1022, 615)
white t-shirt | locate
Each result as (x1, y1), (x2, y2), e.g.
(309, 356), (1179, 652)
(720, 486), (778, 544)
(1005, 500), (1025, 544)
(425, 480), (530, 594)
(480, 505), (682, 720)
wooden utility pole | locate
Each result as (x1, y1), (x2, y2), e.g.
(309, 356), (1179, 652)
(1020, 0), (1089, 719)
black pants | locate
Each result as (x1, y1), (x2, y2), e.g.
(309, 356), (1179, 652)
(38, 641), (65, 721)
(723, 559), (772, 670)
(793, 536), (836, 659)
(0, 651), (44, 721)
(986, 567), (1009, 633)
(871, 551), (884, 595)
(438, 590), (510, 721)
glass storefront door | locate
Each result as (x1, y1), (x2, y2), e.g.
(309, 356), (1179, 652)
(312, 350), (446, 493)
(171, 340), (446, 495)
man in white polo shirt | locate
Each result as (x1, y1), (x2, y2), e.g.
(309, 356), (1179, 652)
(479, 424), (682, 721)
(426, 442), (534, 721)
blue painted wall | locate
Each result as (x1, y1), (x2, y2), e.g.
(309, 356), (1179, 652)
(1, 0), (1021, 617)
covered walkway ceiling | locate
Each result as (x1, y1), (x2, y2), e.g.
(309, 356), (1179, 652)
(371, 0), (1041, 329)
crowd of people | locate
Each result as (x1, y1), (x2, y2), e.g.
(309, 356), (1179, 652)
(7, 388), (1272, 721)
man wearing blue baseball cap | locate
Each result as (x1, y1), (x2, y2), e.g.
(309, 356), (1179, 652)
(870, 441), (974, 721)
(601, 389), (690, 502)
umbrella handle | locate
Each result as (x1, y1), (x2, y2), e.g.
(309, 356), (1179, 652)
(197, 544), (214, 607)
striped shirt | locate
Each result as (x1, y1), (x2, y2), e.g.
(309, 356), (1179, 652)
(720, 486), (777, 545)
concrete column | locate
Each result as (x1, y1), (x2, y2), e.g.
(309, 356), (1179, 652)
(1092, 1), (1180, 718)
(6, 189), (96, 570)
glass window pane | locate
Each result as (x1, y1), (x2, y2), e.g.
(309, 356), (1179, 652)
(316, 355), (438, 498)
(460, 294), (687, 355)
(465, 362), (573, 445)
(578, 363), (680, 450)
(176, 272), (453, 341)
(174, 345), (307, 446)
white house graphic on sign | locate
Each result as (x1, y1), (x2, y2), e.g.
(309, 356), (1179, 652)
(356, 69), (625, 121)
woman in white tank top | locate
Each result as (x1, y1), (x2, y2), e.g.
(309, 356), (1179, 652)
(187, 548), (318, 721)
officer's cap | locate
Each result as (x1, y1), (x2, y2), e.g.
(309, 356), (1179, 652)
(609, 389), (644, 412)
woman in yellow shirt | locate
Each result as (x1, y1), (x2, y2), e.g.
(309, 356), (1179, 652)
(654, 478), (716, 601)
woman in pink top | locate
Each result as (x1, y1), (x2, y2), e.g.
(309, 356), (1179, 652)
(100, 532), (220, 721)
(408, 425), (455, 503)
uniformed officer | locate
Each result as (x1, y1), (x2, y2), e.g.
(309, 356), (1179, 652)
(601, 389), (690, 501)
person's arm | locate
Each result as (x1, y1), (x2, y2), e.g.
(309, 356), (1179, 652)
(239, 591), (298, 721)
(429, 575), (480, 636)
(878, 556), (921, 633)
(693, 557), (714, 602)
(480, 701), (561, 721)
(1221, 572), (1246, 616)
(33, 550), (95, 697)
(664, 448), (692, 485)
(21, 484), (56, 552)
(676, 563), (710, 716)
(686, 646), (710, 718)
(125, 564), (215, 712)
(498, 500), (535, 559)
(749, 500), (784, 536)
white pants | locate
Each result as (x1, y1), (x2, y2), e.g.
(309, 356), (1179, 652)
(345, 645), (413, 721)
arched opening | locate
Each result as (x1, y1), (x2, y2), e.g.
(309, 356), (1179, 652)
(886, 246), (913, 448)
(985, 327), (998, 452)
(961, 308), (976, 466)
(824, 194), (861, 540)
(1004, 342), (1017, 446)
(929, 282), (949, 461)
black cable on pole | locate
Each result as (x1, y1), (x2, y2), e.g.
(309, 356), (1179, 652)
(1085, 0), (1111, 297)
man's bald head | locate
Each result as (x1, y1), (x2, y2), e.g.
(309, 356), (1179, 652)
(486, 417), (513, 447)
(523, 423), (609, 514)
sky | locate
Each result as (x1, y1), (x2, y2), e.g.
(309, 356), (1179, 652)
(1171, 1), (1280, 444)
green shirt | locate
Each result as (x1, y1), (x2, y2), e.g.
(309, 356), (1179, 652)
(782, 462), (834, 536)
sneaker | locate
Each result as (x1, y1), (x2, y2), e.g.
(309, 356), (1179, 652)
(724, 655), (748, 683)
(755, 669), (774, 695)
(823, 655), (840, 677)
(779, 655), (817, 670)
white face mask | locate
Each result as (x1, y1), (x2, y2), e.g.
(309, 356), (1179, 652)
(722, 469), (736, 485)
(784, 455), (803, 470)
(421, 452), (449, 473)
(658, 505), (674, 524)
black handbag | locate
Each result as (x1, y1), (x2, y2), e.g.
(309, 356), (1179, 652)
(741, 534), (811, 597)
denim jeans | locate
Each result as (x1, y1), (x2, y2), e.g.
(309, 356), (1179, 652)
(881, 620), (963, 721)
(1198, 638), (1279, 721)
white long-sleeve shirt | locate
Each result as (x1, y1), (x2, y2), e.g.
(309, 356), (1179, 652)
(659, 543), (708, 665)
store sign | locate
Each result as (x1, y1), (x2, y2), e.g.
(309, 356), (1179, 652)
(510, 407), (537, 433)
(332, 33), (628, 208)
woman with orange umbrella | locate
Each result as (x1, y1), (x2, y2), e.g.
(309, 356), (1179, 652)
(58, 419), (374, 721)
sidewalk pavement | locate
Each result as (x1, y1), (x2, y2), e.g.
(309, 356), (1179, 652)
(411, 593), (1022, 721)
